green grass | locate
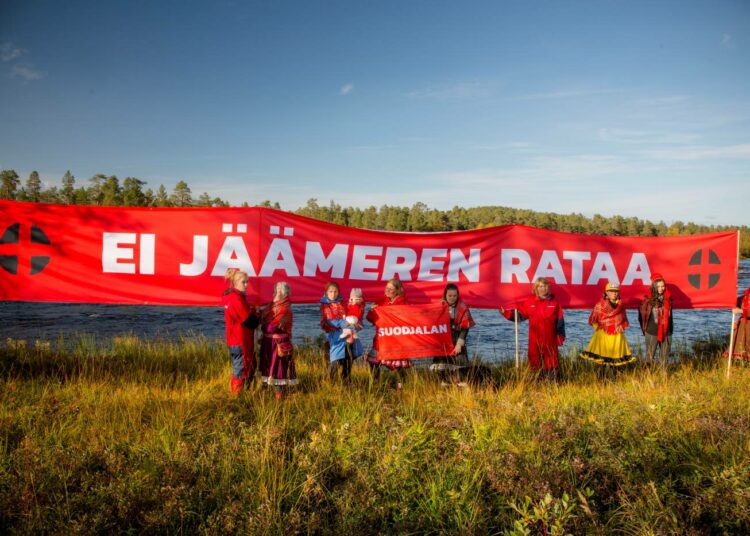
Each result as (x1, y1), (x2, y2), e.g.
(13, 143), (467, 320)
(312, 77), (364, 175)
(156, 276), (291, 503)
(1, 335), (749, 534)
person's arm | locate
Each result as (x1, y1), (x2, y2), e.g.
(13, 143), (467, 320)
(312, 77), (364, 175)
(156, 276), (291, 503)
(499, 305), (526, 322)
(556, 306), (566, 345)
(588, 305), (599, 330)
(453, 328), (468, 355)
(242, 309), (259, 330)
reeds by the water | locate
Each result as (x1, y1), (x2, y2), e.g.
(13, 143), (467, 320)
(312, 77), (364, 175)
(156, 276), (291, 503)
(1, 335), (749, 534)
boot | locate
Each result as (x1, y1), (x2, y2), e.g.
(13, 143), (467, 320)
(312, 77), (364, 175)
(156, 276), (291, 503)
(230, 377), (244, 396)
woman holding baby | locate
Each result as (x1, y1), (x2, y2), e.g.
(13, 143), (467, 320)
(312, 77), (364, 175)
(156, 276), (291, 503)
(319, 281), (364, 382)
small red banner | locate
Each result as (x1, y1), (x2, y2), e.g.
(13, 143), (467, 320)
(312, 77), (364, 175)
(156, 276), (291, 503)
(368, 303), (454, 360)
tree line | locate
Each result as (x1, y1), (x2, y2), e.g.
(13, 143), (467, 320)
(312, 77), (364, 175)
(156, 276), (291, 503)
(0, 169), (228, 208)
(2, 168), (748, 257)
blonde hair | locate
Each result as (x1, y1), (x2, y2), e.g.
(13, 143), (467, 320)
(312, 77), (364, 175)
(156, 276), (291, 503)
(533, 277), (550, 297)
(349, 288), (363, 298)
(224, 268), (248, 289)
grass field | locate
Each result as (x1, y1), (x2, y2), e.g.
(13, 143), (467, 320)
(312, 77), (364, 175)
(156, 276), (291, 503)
(1, 334), (749, 534)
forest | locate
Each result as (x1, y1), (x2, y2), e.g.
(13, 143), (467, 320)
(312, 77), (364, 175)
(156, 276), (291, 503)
(2, 168), (748, 257)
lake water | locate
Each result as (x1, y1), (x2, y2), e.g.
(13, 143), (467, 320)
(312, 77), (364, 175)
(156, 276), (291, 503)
(2, 261), (748, 364)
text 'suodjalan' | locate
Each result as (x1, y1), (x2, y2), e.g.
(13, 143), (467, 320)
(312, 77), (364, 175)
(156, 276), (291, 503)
(0, 201), (739, 309)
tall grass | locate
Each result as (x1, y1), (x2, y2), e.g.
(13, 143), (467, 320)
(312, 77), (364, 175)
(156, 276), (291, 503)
(1, 334), (749, 534)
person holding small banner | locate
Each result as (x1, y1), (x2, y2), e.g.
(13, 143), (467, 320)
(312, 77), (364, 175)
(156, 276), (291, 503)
(431, 283), (476, 386)
(366, 278), (412, 389)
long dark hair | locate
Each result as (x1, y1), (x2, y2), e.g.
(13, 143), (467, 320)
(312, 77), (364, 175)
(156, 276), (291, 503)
(442, 283), (460, 302)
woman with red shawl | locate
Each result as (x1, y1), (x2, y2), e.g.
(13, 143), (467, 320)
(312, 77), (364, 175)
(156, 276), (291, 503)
(366, 277), (412, 388)
(638, 273), (673, 367)
(729, 287), (750, 360)
(580, 281), (636, 367)
(431, 283), (475, 385)
(259, 281), (297, 400)
(222, 268), (259, 395)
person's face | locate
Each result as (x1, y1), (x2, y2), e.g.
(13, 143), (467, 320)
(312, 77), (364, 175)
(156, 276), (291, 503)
(535, 282), (550, 298)
(273, 285), (287, 301)
(326, 286), (339, 301)
(655, 281), (666, 295)
(234, 276), (248, 292)
(606, 289), (619, 301)
(445, 289), (459, 305)
(385, 283), (398, 299)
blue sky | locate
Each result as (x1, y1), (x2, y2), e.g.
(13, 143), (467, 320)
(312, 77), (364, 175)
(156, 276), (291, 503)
(1, 0), (749, 225)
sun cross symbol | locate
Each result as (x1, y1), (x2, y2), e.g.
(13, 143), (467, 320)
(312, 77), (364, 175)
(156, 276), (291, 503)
(0, 223), (52, 275)
(687, 248), (721, 290)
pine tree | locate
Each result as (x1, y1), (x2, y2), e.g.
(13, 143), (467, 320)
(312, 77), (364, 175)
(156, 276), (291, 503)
(155, 185), (171, 207)
(122, 177), (147, 206)
(23, 171), (42, 202)
(170, 181), (192, 207)
(61, 171), (76, 204)
(101, 176), (122, 206)
(196, 192), (212, 207)
(88, 174), (107, 205)
(0, 169), (20, 199)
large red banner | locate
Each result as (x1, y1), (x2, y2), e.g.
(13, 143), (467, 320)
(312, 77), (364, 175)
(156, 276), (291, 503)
(0, 201), (739, 308)
(368, 303), (454, 360)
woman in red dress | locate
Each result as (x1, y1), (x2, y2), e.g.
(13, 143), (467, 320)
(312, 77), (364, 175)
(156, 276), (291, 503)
(259, 281), (297, 400)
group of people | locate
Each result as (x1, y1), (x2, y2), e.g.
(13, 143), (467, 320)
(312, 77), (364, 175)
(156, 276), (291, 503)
(222, 268), (296, 400)
(221, 267), (749, 397)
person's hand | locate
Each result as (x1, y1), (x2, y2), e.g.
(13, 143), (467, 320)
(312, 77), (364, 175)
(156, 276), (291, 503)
(592, 323), (599, 331)
(616, 326), (623, 334)
(452, 342), (463, 355)
(733, 307), (743, 315)
(499, 306), (505, 314)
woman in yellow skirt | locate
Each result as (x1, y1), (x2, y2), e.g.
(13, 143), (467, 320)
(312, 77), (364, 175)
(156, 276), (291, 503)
(580, 281), (637, 366)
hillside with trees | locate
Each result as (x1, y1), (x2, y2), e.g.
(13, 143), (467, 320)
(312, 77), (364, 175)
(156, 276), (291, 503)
(2, 168), (748, 257)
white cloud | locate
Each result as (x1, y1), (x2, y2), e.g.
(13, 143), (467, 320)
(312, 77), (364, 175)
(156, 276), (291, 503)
(11, 65), (45, 81)
(340, 83), (354, 95)
(0, 42), (24, 62)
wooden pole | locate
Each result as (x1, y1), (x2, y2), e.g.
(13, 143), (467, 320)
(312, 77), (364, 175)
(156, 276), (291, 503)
(514, 310), (520, 369)
(727, 311), (737, 379)
(727, 229), (741, 379)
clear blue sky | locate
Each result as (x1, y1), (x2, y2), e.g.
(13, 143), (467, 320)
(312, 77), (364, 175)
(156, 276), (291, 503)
(1, 0), (749, 225)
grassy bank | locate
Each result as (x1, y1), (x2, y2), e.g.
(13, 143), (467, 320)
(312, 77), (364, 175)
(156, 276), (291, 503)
(1, 335), (749, 534)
